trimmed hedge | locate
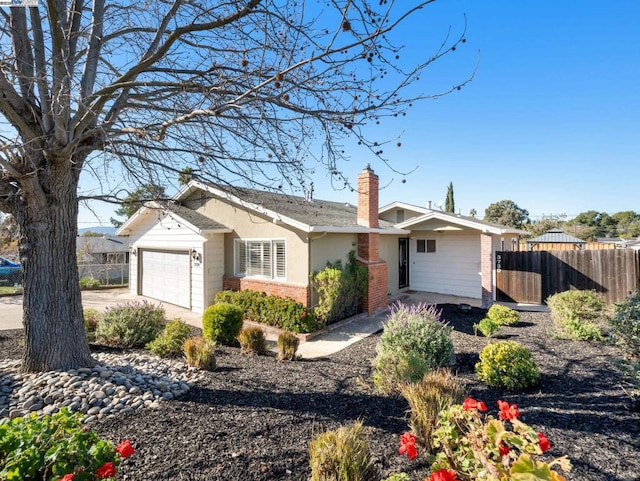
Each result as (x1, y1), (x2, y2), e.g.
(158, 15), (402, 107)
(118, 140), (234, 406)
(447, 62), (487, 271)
(213, 290), (319, 333)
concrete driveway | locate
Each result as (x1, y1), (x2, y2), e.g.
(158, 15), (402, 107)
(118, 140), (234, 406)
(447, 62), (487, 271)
(0, 288), (203, 331)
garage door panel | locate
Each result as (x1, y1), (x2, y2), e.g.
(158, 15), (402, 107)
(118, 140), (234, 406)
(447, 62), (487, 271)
(410, 235), (481, 299)
(140, 250), (191, 308)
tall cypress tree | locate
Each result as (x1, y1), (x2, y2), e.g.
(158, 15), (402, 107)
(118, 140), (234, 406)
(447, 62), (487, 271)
(445, 182), (455, 213)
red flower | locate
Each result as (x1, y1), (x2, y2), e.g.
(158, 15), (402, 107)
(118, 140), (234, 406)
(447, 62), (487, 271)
(497, 400), (520, 420)
(462, 397), (487, 412)
(429, 468), (460, 481)
(116, 439), (135, 458)
(498, 441), (510, 456)
(538, 432), (551, 453)
(398, 432), (418, 460)
(56, 475), (75, 481)
(96, 462), (116, 478)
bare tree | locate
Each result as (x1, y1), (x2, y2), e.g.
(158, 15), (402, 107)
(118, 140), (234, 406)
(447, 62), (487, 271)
(0, 0), (471, 371)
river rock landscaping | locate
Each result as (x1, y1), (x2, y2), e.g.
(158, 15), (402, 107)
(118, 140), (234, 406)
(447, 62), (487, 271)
(1, 304), (639, 480)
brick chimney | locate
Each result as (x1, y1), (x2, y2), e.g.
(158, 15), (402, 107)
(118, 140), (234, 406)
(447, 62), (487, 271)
(356, 165), (388, 314)
(357, 164), (379, 228)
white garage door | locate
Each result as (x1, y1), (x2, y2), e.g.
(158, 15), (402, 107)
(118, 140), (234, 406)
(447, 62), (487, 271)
(410, 234), (481, 299)
(140, 250), (191, 308)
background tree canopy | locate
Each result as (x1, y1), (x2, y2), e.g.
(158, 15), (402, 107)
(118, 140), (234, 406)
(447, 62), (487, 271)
(484, 199), (530, 229)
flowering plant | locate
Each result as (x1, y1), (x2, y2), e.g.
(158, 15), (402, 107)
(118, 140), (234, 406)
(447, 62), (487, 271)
(0, 408), (134, 481)
(398, 432), (418, 460)
(429, 398), (571, 481)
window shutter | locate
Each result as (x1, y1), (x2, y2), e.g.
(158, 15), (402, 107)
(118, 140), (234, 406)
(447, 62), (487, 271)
(236, 240), (247, 275)
(275, 241), (286, 278)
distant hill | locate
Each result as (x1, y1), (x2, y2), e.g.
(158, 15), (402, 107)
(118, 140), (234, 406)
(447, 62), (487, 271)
(78, 226), (117, 236)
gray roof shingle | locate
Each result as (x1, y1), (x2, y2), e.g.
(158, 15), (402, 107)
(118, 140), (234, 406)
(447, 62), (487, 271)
(527, 229), (586, 244)
(159, 201), (229, 231)
(200, 182), (397, 229)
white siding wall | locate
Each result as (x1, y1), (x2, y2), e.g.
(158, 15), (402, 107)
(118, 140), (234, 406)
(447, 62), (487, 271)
(203, 234), (225, 310)
(410, 232), (481, 299)
(128, 210), (206, 310)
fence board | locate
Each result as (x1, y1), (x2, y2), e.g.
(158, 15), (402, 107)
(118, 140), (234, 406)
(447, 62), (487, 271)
(496, 249), (640, 304)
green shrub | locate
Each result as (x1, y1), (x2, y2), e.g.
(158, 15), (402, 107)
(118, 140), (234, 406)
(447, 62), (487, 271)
(146, 319), (193, 358)
(237, 326), (267, 355)
(83, 308), (102, 342)
(562, 316), (603, 341)
(372, 302), (454, 393)
(79, 276), (101, 288)
(183, 336), (216, 370)
(0, 408), (128, 481)
(399, 369), (465, 453)
(213, 290), (319, 333)
(473, 317), (500, 338)
(311, 250), (368, 326)
(609, 291), (640, 361)
(96, 300), (165, 348)
(202, 302), (244, 345)
(487, 304), (520, 326)
(309, 421), (375, 481)
(475, 340), (539, 390)
(373, 350), (432, 395)
(277, 331), (300, 361)
(547, 290), (605, 341)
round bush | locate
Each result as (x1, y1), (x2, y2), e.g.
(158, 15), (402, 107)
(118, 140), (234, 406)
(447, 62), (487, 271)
(146, 319), (193, 357)
(487, 304), (520, 326)
(473, 317), (500, 338)
(373, 302), (454, 392)
(96, 301), (165, 348)
(203, 302), (244, 345)
(475, 340), (539, 390)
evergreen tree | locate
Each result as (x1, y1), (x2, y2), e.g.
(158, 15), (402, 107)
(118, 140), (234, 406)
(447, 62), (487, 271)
(445, 182), (455, 213)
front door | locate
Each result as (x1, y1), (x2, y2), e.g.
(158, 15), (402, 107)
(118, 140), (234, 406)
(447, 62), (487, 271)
(399, 238), (409, 288)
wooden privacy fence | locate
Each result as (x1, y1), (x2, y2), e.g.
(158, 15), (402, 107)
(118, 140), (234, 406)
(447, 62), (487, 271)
(496, 249), (640, 305)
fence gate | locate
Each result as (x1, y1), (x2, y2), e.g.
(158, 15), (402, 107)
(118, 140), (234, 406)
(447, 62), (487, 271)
(496, 249), (640, 305)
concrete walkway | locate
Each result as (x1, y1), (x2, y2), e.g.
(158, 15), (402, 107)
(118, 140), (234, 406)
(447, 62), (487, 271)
(1, 288), (536, 358)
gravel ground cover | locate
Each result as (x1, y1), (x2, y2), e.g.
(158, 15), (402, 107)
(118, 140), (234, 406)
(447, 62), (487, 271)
(1, 304), (639, 481)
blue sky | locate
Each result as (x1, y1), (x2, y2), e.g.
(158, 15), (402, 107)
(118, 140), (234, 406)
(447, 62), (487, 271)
(79, 0), (640, 226)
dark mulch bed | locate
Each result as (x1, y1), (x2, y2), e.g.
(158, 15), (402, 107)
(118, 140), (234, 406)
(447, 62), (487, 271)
(2, 305), (639, 480)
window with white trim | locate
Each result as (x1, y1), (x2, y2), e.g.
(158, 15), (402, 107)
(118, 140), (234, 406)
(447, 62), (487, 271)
(235, 239), (286, 280)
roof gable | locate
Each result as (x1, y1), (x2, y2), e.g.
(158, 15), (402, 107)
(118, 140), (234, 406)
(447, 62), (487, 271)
(117, 201), (231, 236)
(395, 208), (528, 235)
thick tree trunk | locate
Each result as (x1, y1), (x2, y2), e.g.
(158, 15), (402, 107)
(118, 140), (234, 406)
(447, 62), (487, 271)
(17, 166), (94, 372)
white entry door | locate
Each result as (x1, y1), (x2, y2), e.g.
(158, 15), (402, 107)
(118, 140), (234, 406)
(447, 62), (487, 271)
(140, 249), (191, 308)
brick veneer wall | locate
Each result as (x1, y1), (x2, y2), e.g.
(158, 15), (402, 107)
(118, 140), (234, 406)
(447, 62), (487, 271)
(480, 233), (494, 308)
(222, 276), (310, 306)
(357, 167), (379, 228)
(360, 260), (388, 314)
(357, 232), (379, 263)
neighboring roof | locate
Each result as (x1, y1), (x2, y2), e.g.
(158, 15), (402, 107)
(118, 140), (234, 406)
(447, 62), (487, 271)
(175, 180), (408, 234)
(392, 202), (528, 235)
(117, 201), (231, 236)
(526, 229), (586, 244)
(76, 235), (129, 253)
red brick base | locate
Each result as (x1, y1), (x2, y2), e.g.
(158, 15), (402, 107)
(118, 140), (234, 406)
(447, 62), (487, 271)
(222, 276), (310, 306)
(359, 260), (388, 314)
